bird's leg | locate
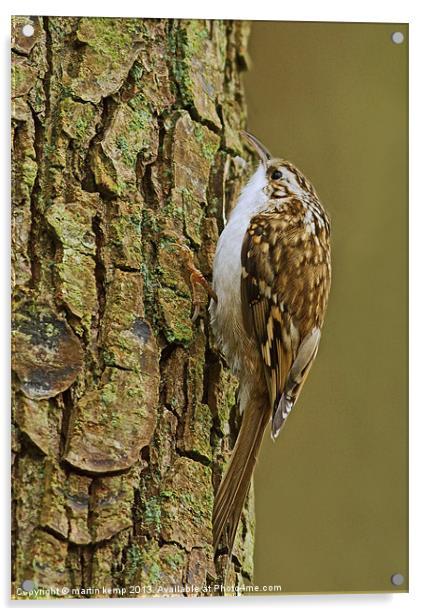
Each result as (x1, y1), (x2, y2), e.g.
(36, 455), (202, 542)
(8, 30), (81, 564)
(188, 263), (218, 322)
(175, 244), (217, 321)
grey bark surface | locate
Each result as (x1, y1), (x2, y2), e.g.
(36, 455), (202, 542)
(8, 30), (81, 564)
(11, 16), (255, 598)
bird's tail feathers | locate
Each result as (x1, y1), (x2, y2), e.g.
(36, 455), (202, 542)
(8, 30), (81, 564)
(213, 391), (270, 556)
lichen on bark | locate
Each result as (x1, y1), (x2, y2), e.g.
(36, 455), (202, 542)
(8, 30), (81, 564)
(11, 16), (254, 599)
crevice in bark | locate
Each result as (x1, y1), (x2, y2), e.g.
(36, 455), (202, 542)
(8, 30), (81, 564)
(131, 488), (144, 538)
(84, 479), (98, 586)
(114, 264), (140, 274)
(81, 547), (94, 593)
(42, 17), (53, 124)
(16, 427), (49, 461)
(27, 108), (44, 290)
(60, 460), (136, 480)
(159, 341), (179, 366)
(185, 105), (223, 136)
(158, 537), (188, 552)
(60, 388), (73, 458)
(38, 524), (68, 543)
(92, 211), (107, 357)
(140, 446), (150, 463)
(175, 446), (211, 467)
(139, 160), (157, 208)
(163, 402), (180, 422)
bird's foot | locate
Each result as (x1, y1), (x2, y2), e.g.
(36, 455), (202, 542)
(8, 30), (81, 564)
(175, 244), (217, 321)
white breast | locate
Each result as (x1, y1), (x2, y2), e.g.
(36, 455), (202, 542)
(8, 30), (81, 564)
(209, 164), (268, 374)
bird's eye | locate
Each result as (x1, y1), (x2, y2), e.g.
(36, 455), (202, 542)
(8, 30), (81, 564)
(271, 170), (282, 180)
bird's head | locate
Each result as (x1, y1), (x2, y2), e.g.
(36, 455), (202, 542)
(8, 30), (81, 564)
(240, 130), (317, 199)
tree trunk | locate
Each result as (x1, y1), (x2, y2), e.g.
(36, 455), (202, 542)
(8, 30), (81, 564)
(11, 16), (254, 599)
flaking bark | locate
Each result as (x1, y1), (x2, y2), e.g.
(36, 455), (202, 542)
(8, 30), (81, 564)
(11, 16), (255, 598)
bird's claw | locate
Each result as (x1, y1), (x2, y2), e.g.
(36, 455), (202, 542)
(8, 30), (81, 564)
(172, 242), (217, 321)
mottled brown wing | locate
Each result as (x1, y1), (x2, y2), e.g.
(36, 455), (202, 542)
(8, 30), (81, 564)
(240, 213), (296, 420)
(241, 201), (331, 436)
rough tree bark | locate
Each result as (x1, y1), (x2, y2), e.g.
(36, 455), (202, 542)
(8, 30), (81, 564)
(11, 17), (255, 599)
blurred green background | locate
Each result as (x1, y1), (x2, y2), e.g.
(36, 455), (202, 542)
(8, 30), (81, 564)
(244, 21), (408, 593)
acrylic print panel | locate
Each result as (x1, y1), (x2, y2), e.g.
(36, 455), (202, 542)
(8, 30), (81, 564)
(245, 21), (408, 594)
(11, 17), (408, 599)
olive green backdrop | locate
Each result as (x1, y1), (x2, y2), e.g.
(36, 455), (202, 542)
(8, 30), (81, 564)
(245, 21), (408, 593)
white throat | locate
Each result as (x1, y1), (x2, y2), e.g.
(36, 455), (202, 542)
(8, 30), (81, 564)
(227, 164), (268, 224)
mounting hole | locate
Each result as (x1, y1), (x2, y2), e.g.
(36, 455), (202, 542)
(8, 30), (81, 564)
(22, 24), (35, 37)
(391, 573), (404, 586)
(21, 579), (35, 592)
(391, 32), (404, 45)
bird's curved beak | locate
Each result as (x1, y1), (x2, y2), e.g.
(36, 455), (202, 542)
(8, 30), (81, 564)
(240, 130), (272, 167)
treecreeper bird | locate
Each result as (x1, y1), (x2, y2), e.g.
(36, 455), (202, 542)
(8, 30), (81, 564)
(209, 131), (331, 559)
